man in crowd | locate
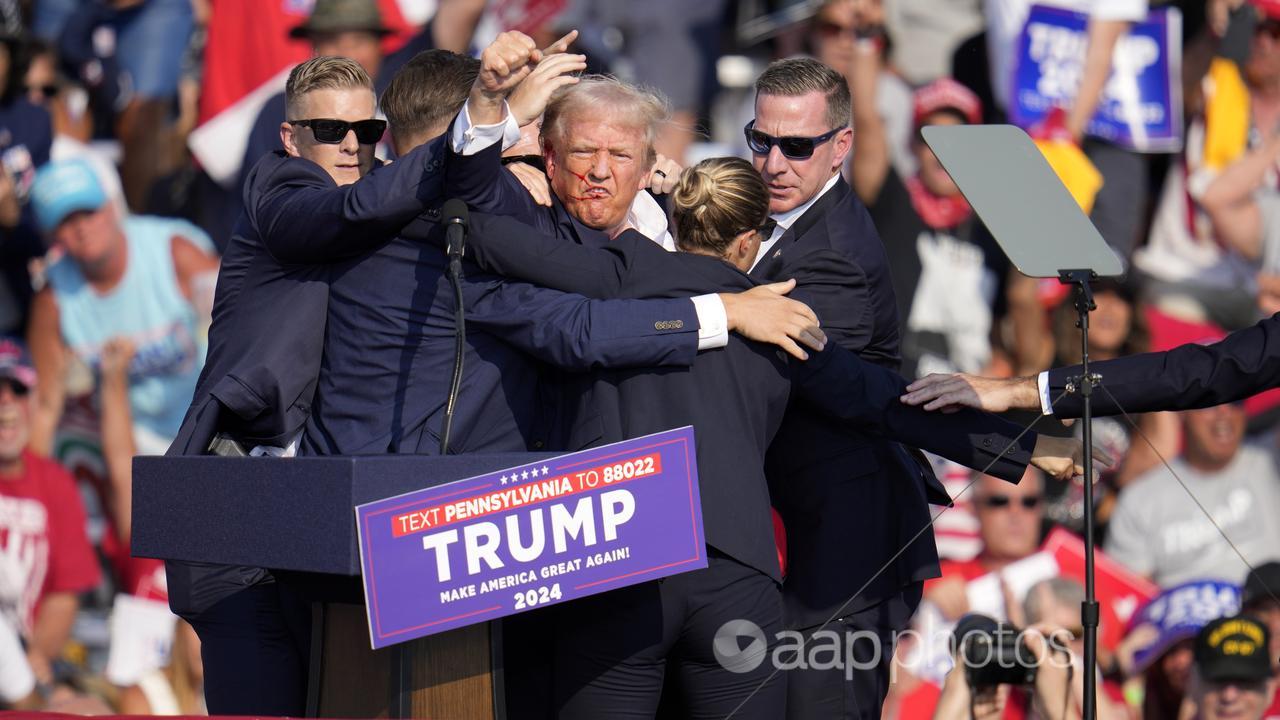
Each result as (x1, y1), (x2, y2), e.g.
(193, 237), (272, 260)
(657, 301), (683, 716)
(1188, 614), (1277, 720)
(923, 468), (1047, 621)
(1240, 563), (1280, 716)
(0, 339), (99, 695)
(26, 159), (219, 457)
(1106, 403), (1280, 587)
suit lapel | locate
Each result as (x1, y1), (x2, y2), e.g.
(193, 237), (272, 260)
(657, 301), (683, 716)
(750, 177), (850, 281)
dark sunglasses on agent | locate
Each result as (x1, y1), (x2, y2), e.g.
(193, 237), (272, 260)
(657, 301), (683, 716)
(979, 494), (1042, 510)
(289, 118), (387, 145)
(744, 120), (846, 160)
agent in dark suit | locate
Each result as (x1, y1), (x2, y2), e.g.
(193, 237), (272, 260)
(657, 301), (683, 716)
(901, 312), (1280, 419)
(165, 56), (467, 716)
(458, 158), (1085, 718)
(741, 57), (951, 718)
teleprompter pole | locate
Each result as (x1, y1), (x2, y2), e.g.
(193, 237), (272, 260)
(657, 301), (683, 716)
(1058, 268), (1101, 720)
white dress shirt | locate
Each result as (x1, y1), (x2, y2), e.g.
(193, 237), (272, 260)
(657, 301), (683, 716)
(751, 172), (843, 272)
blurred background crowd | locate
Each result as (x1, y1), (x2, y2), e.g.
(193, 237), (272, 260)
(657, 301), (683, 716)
(0, 0), (1278, 716)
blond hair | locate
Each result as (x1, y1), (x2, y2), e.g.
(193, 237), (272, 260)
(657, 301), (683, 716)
(671, 157), (769, 258)
(285, 55), (373, 119)
(542, 76), (670, 167)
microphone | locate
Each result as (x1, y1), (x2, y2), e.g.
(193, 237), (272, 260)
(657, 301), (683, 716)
(443, 198), (469, 262)
(439, 199), (469, 455)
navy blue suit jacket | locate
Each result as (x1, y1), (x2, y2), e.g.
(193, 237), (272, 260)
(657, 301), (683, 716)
(749, 177), (960, 626)
(166, 141), (449, 617)
(1048, 313), (1280, 417)
(300, 217), (700, 457)
(462, 214), (1036, 581)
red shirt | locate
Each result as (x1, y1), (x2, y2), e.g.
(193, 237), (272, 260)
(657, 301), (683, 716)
(0, 451), (100, 632)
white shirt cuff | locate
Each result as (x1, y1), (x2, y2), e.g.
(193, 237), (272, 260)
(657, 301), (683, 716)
(450, 100), (521, 155)
(691, 294), (728, 350)
(1037, 371), (1054, 415)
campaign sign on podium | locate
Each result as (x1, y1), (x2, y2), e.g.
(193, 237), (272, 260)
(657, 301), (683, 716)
(356, 426), (706, 649)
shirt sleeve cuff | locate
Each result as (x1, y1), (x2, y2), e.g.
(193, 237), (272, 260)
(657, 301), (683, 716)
(450, 100), (514, 155)
(1038, 371), (1054, 415)
(691, 294), (728, 350)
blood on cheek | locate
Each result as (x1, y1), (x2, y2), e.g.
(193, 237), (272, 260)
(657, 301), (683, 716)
(566, 168), (605, 202)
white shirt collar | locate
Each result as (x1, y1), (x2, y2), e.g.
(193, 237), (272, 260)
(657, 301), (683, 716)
(624, 190), (676, 251)
(749, 172), (842, 271)
(772, 171), (842, 230)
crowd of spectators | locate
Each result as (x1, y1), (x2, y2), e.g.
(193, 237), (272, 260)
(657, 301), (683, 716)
(0, 0), (1277, 716)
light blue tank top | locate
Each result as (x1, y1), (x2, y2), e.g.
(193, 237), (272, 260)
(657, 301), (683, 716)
(48, 215), (212, 444)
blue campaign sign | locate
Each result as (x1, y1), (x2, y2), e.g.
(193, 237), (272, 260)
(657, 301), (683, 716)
(1011, 4), (1183, 152)
(355, 427), (707, 649)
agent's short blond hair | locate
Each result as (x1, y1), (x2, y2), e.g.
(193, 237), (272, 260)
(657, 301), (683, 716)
(542, 76), (670, 167)
(285, 55), (374, 119)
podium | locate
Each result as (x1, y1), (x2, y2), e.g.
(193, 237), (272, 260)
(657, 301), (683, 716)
(132, 454), (552, 718)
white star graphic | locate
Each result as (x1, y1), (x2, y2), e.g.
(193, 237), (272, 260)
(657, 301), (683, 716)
(500, 475), (508, 485)
(521, 470), (530, 480)
(541, 465), (550, 476)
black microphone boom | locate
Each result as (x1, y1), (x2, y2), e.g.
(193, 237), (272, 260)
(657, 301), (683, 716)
(440, 199), (469, 455)
(444, 198), (468, 262)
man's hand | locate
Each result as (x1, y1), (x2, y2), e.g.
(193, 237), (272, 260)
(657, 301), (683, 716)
(100, 337), (135, 384)
(720, 279), (826, 361)
(508, 48), (585, 126)
(1030, 434), (1113, 482)
(646, 154), (681, 195)
(476, 31), (540, 100)
(506, 161), (552, 207)
(901, 373), (1041, 413)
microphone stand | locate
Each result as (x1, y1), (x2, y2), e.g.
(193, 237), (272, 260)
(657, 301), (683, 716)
(1058, 268), (1101, 720)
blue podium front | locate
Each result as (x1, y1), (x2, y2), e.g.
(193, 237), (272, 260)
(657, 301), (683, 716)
(133, 454), (553, 719)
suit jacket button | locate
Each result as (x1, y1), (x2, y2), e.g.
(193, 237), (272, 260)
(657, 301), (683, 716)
(673, 319), (684, 329)
(982, 438), (993, 448)
(533, 440), (545, 449)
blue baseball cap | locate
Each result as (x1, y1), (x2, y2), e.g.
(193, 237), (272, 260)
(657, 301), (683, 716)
(30, 159), (108, 234)
(1129, 579), (1241, 674)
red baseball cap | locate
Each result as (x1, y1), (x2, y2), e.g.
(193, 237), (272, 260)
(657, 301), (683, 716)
(1252, 0), (1280, 21)
(912, 78), (983, 128)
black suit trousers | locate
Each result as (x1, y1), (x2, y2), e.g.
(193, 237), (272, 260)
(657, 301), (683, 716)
(549, 551), (784, 719)
(783, 582), (923, 720)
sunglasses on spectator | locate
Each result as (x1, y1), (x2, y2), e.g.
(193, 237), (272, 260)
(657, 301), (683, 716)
(814, 18), (857, 39)
(744, 120), (846, 160)
(24, 84), (57, 101)
(289, 118), (386, 145)
(0, 378), (29, 397)
(978, 494), (1042, 510)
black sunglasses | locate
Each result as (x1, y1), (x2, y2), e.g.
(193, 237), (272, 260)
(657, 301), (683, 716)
(289, 118), (386, 145)
(0, 377), (29, 396)
(979, 494), (1042, 510)
(744, 120), (846, 160)
(24, 84), (57, 101)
